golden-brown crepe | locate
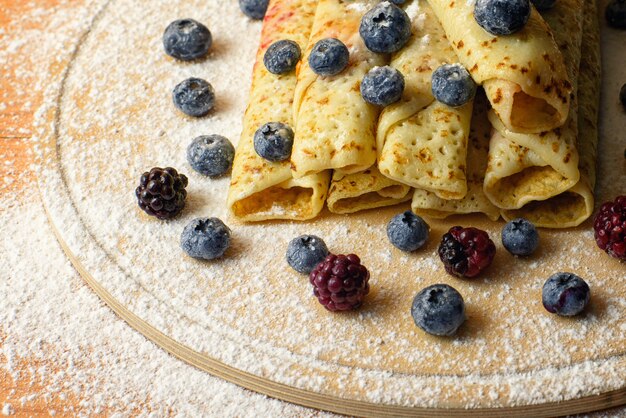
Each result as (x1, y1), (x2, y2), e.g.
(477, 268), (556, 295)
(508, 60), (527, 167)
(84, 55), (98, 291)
(427, 0), (572, 134)
(327, 167), (412, 214)
(482, 0), (584, 210)
(227, 0), (332, 222)
(500, 0), (600, 228)
(377, 0), (473, 200)
(290, 0), (384, 179)
(411, 90), (500, 221)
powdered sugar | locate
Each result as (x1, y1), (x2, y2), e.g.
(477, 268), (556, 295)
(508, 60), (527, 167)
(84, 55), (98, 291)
(2, 0), (625, 416)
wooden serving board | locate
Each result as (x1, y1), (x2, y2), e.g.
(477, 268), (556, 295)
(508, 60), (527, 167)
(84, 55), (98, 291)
(35, 0), (625, 416)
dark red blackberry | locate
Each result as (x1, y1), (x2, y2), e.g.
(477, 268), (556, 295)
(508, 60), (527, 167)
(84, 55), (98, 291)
(309, 254), (370, 312)
(438, 226), (496, 278)
(135, 167), (188, 220)
(593, 195), (626, 261)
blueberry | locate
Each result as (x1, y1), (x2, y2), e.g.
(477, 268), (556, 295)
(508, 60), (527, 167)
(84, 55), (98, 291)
(542, 272), (590, 316)
(264, 40), (301, 75)
(431, 64), (477, 107)
(308, 38), (350, 76)
(359, 1), (411, 54)
(387, 211), (429, 252)
(606, 0), (626, 29)
(411, 284), (465, 336)
(361, 66), (405, 107)
(501, 218), (539, 256)
(620, 83), (626, 109)
(186, 135), (235, 178)
(531, 0), (556, 11)
(286, 235), (330, 274)
(474, 0), (531, 35)
(239, 0), (269, 20)
(253, 122), (294, 161)
(173, 78), (215, 117)
(181, 218), (231, 260)
(163, 19), (212, 61)
(388, 0), (406, 3)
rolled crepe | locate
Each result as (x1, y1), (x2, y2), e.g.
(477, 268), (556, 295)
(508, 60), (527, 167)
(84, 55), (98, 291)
(411, 90), (500, 221)
(228, 0), (332, 222)
(501, 0), (600, 228)
(326, 167), (412, 214)
(482, 0), (583, 210)
(377, 0), (473, 200)
(290, 0), (384, 179)
(427, 0), (572, 134)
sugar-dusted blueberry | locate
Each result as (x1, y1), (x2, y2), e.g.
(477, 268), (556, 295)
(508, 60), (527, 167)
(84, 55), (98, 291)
(172, 78), (215, 117)
(253, 122), (294, 162)
(474, 0), (531, 35)
(186, 135), (235, 178)
(239, 0), (269, 20)
(431, 64), (477, 108)
(286, 235), (330, 274)
(501, 218), (539, 256)
(359, 1), (411, 54)
(542, 272), (590, 316)
(360, 66), (405, 107)
(181, 217), (231, 260)
(308, 38), (350, 76)
(411, 284), (466, 336)
(163, 19), (212, 61)
(264, 40), (301, 75)
(387, 211), (429, 252)
(531, 0), (556, 11)
(606, 0), (626, 29)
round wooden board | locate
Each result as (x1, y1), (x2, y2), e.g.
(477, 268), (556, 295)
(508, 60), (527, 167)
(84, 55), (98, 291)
(35, 0), (626, 416)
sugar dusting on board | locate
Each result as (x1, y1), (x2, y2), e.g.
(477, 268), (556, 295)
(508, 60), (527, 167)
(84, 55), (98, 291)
(1, 0), (625, 416)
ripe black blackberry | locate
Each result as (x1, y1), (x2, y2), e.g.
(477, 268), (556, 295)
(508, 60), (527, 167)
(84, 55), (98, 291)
(135, 167), (188, 220)
(593, 195), (626, 260)
(438, 226), (496, 278)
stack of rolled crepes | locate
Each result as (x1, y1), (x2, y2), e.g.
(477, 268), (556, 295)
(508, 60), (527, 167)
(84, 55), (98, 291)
(228, 0), (601, 228)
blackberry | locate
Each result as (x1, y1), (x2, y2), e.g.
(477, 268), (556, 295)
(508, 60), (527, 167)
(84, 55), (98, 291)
(593, 195), (626, 261)
(135, 167), (188, 220)
(438, 226), (496, 278)
(309, 254), (370, 312)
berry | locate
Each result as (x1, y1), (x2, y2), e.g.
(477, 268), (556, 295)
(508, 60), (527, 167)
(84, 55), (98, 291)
(181, 218), (231, 260)
(474, 0), (531, 35)
(239, 0), (269, 20)
(387, 211), (430, 252)
(389, 0), (406, 3)
(135, 167), (188, 220)
(593, 195), (626, 260)
(620, 84), (626, 109)
(186, 135), (235, 178)
(173, 78), (215, 117)
(286, 235), (329, 274)
(253, 122), (294, 162)
(501, 218), (539, 256)
(411, 284), (465, 336)
(264, 40), (301, 75)
(163, 19), (212, 61)
(542, 272), (590, 316)
(309, 254), (370, 312)
(360, 66), (405, 107)
(531, 0), (556, 11)
(606, 0), (626, 29)
(438, 226), (496, 278)
(308, 38), (350, 76)
(359, 1), (411, 54)
(431, 64), (477, 107)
